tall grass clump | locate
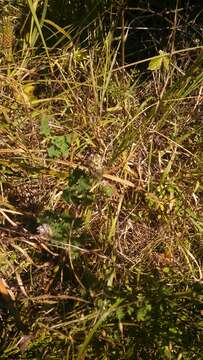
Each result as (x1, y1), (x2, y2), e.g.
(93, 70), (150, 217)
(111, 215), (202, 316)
(0, 1), (202, 358)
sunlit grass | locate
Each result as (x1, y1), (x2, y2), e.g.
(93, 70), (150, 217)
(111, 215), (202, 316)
(0, 1), (202, 358)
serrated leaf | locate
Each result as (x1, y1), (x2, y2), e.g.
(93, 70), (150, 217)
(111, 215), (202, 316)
(63, 169), (94, 205)
(48, 135), (70, 158)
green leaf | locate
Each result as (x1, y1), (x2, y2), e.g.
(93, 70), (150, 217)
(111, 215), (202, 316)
(137, 303), (152, 321)
(148, 55), (163, 71)
(63, 169), (94, 205)
(116, 308), (125, 321)
(48, 145), (60, 158)
(102, 185), (114, 197)
(52, 135), (70, 156)
(76, 176), (91, 193)
(40, 115), (51, 137)
(148, 50), (170, 71)
(47, 135), (70, 158)
(23, 83), (36, 97)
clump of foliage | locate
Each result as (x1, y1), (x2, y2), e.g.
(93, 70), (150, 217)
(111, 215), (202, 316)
(0, 1), (202, 359)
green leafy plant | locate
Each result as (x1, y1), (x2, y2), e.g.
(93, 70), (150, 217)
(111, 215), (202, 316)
(48, 135), (71, 158)
(63, 168), (94, 205)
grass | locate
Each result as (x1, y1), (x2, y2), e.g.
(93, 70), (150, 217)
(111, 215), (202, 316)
(0, 2), (202, 359)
